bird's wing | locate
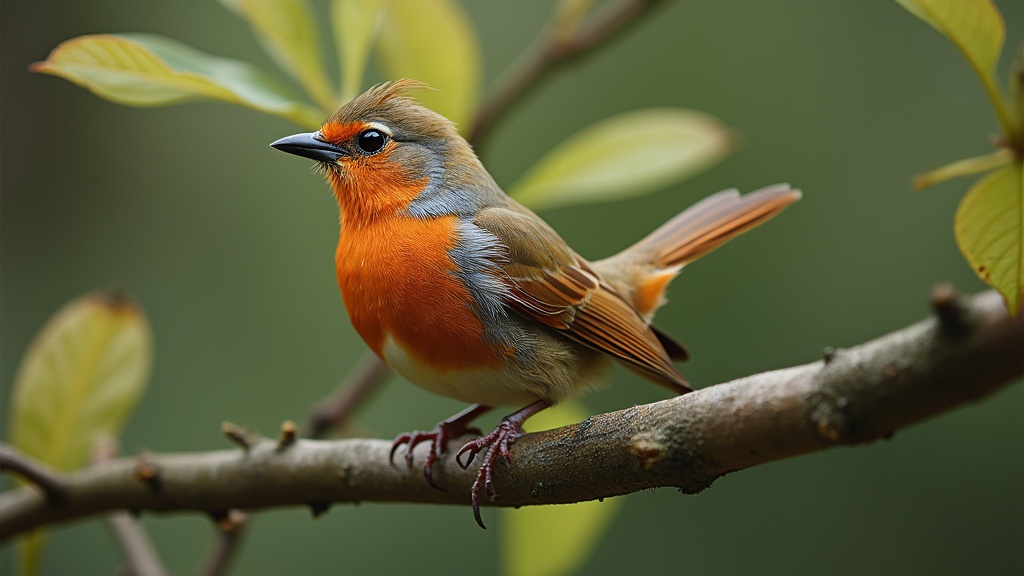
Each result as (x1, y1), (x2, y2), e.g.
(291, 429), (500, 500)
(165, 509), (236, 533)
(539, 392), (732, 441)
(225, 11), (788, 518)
(473, 206), (691, 394)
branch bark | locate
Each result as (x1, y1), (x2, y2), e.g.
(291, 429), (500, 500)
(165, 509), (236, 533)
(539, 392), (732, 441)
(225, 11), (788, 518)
(1, 289), (1020, 540)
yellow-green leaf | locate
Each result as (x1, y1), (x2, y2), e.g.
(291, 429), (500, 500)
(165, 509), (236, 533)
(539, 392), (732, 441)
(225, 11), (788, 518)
(8, 291), (152, 471)
(501, 401), (621, 576)
(220, 0), (337, 112)
(31, 34), (323, 128)
(955, 162), (1024, 314)
(895, 0), (1013, 136)
(376, 0), (481, 130)
(332, 0), (390, 103)
(18, 530), (46, 576)
(509, 108), (734, 211)
(895, 0), (1004, 73)
(8, 291), (152, 576)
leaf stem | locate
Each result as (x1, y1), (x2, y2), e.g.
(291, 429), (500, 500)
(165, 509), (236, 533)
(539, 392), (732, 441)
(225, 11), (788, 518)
(913, 148), (1014, 189)
(978, 70), (1019, 143)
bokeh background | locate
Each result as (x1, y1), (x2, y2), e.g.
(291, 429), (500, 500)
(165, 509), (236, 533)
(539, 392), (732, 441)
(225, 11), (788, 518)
(2, 1), (1021, 574)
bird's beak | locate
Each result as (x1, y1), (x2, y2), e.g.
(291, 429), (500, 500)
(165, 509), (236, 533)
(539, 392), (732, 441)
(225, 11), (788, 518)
(270, 132), (348, 163)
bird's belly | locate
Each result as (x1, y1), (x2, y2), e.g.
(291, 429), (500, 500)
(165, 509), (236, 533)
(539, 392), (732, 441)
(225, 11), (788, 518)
(382, 335), (540, 406)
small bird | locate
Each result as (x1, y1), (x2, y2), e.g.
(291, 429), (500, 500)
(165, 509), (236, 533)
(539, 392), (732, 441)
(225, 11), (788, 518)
(272, 80), (800, 528)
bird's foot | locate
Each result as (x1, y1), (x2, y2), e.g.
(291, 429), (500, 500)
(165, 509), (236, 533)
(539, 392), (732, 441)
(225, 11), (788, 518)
(454, 400), (550, 529)
(390, 421), (481, 489)
(390, 404), (491, 489)
(455, 419), (522, 529)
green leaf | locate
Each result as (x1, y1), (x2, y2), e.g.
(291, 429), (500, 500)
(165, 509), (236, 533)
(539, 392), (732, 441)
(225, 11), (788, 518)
(332, 0), (390, 103)
(955, 162), (1024, 314)
(8, 291), (152, 471)
(376, 0), (481, 130)
(8, 291), (152, 576)
(219, 0), (337, 112)
(501, 401), (621, 576)
(31, 34), (323, 128)
(895, 0), (1003, 73)
(509, 108), (735, 211)
(18, 530), (45, 576)
(895, 0), (1014, 137)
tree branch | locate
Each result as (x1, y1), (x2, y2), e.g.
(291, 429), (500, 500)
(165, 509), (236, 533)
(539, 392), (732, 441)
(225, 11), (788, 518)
(467, 0), (665, 145)
(1, 289), (1019, 540)
(0, 444), (69, 499)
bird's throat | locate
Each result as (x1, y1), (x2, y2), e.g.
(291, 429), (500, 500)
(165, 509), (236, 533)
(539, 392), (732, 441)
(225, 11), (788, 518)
(327, 165), (429, 229)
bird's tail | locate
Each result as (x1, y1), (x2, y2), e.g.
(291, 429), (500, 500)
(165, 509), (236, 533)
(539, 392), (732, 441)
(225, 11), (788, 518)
(593, 184), (801, 318)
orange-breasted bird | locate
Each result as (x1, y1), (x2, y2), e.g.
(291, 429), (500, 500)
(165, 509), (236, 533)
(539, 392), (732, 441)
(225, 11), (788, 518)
(271, 80), (800, 528)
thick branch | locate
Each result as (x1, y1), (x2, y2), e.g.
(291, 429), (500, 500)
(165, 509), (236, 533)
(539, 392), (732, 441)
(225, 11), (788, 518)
(1, 290), (1020, 539)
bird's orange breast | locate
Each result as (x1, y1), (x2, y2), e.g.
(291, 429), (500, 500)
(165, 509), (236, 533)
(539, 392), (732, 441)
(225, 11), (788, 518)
(335, 214), (504, 372)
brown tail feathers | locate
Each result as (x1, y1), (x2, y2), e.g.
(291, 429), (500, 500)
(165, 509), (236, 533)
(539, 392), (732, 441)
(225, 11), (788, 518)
(594, 184), (801, 319)
(630, 183), (802, 270)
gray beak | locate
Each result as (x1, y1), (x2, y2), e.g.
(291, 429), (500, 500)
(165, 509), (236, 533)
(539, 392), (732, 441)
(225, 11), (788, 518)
(270, 132), (348, 163)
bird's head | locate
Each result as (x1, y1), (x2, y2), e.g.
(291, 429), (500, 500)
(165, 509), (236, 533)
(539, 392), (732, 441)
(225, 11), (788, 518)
(272, 80), (489, 224)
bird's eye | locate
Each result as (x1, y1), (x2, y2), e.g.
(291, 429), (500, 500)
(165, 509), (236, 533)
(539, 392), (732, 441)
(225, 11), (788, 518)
(356, 129), (388, 155)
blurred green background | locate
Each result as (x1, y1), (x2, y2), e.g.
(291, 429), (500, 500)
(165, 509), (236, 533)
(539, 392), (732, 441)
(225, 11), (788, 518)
(2, 1), (1021, 574)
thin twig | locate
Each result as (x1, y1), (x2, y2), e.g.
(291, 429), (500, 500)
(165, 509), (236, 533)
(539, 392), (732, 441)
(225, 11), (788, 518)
(104, 514), (169, 576)
(0, 443), (69, 499)
(201, 510), (248, 576)
(467, 0), (665, 145)
(302, 353), (390, 439)
(93, 437), (169, 576)
(1, 290), (1019, 539)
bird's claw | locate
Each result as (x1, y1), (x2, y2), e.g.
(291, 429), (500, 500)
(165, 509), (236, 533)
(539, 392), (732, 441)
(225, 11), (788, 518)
(454, 418), (525, 529)
(390, 424), (482, 489)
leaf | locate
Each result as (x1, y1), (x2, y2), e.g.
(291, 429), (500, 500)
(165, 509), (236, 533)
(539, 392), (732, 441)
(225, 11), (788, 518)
(895, 0), (1015, 136)
(31, 34), (323, 128)
(912, 148), (1013, 189)
(219, 0), (337, 112)
(955, 162), (1024, 314)
(376, 0), (481, 130)
(501, 401), (621, 576)
(332, 0), (390, 103)
(894, 0), (1004, 74)
(18, 531), (46, 576)
(8, 291), (153, 471)
(509, 108), (735, 211)
(8, 291), (152, 576)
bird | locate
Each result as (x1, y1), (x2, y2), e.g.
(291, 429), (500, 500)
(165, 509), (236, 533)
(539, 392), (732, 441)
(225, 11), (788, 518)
(271, 79), (800, 528)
